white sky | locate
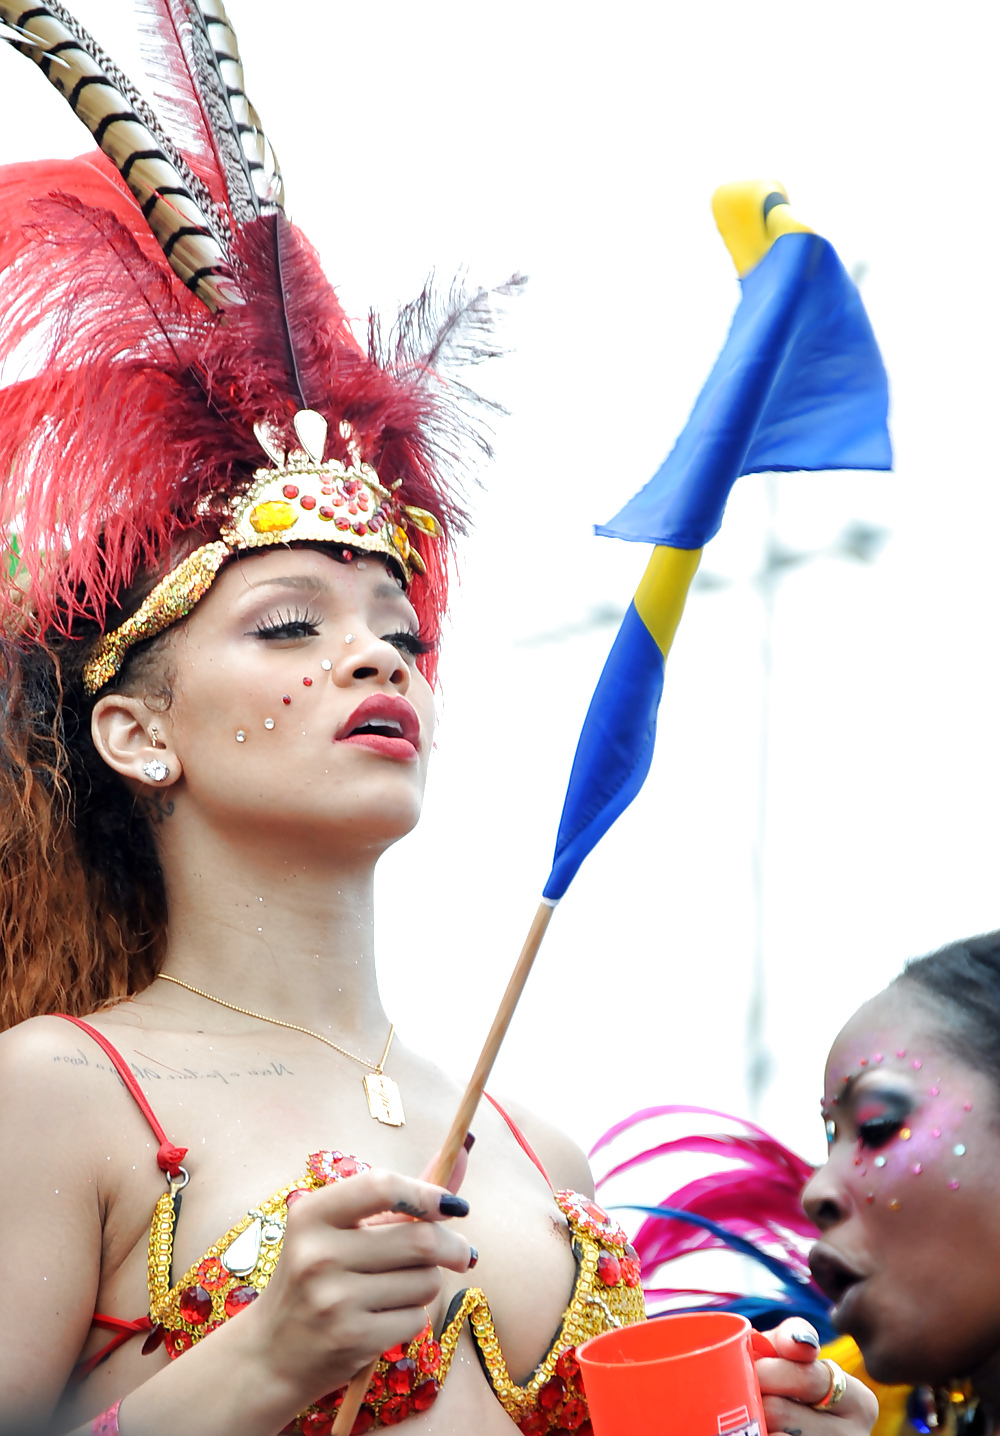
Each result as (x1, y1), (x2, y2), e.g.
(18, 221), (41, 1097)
(3, 2), (999, 1208)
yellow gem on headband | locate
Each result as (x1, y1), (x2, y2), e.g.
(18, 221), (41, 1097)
(81, 411), (443, 696)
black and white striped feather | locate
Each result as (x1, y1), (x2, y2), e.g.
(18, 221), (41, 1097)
(0, 0), (240, 309)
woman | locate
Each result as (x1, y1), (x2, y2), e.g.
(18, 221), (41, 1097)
(0, 3), (880, 1434)
(806, 930), (1000, 1432)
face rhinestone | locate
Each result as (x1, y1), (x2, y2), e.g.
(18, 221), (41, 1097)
(874, 1053), (884, 1063)
(932, 1128), (941, 1138)
(282, 695), (291, 704)
(825, 1120), (836, 1143)
(321, 659), (332, 670)
(303, 677), (313, 686)
(874, 1155), (887, 1167)
(912, 1059), (922, 1069)
(866, 1193), (875, 1203)
(236, 730), (246, 743)
(896, 1049), (906, 1058)
(953, 1144), (966, 1156)
(900, 1128), (912, 1140)
(964, 1102), (973, 1111)
(950, 1180), (961, 1190)
(859, 1057), (868, 1066)
(912, 1163), (922, 1174)
(345, 634), (356, 644)
(889, 1198), (901, 1212)
(930, 1086), (940, 1096)
(264, 718), (275, 730)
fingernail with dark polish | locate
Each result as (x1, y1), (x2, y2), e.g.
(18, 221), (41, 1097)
(468, 1245), (479, 1269)
(784, 1427), (803, 1434)
(464, 1131), (477, 1152)
(439, 1194), (469, 1218)
(792, 1330), (820, 1349)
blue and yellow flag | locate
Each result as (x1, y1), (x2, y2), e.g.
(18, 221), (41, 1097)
(543, 181), (891, 903)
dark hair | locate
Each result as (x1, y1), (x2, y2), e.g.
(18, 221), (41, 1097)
(895, 931), (1000, 1091)
(0, 566), (181, 1029)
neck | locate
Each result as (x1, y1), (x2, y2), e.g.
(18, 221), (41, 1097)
(155, 820), (389, 1041)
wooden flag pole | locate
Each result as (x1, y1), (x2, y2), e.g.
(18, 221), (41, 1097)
(331, 900), (555, 1435)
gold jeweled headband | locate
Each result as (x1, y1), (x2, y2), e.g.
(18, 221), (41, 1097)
(82, 410), (442, 695)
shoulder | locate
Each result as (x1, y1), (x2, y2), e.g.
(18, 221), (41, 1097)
(490, 1095), (596, 1198)
(0, 1015), (116, 1155)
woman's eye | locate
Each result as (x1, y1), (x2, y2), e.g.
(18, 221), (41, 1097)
(382, 631), (434, 659)
(857, 1116), (905, 1150)
(250, 608), (323, 642)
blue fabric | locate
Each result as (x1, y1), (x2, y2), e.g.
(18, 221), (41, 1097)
(596, 233), (892, 548)
(543, 602), (664, 901)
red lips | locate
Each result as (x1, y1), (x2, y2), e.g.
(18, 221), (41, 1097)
(335, 693), (420, 761)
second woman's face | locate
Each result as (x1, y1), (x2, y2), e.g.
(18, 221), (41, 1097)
(804, 986), (1000, 1388)
(161, 546), (437, 857)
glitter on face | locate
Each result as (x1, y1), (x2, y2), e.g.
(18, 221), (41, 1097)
(875, 1156), (887, 1167)
(900, 1128), (912, 1141)
(282, 695), (291, 705)
(953, 1144), (966, 1156)
(912, 1163), (922, 1175)
(889, 1199), (901, 1211)
(236, 730), (246, 743)
(930, 1086), (940, 1096)
(964, 1103), (973, 1111)
(912, 1059), (923, 1070)
(932, 1129), (941, 1138)
(321, 659), (332, 671)
(874, 1053), (884, 1063)
(949, 1180), (961, 1190)
(303, 677), (313, 686)
(264, 719), (275, 730)
(345, 634), (356, 644)
(896, 1049), (906, 1058)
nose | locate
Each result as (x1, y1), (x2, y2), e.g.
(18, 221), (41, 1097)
(332, 632), (409, 690)
(802, 1160), (852, 1232)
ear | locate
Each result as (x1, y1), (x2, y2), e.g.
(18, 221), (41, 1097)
(91, 694), (182, 787)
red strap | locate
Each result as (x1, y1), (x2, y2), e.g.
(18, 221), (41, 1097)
(53, 1015), (188, 1178)
(72, 1317), (153, 1384)
(485, 1092), (553, 1189)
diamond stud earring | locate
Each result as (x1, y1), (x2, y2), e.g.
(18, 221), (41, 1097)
(142, 759), (170, 782)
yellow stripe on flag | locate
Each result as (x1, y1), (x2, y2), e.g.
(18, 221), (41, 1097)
(711, 180), (813, 278)
(633, 545), (702, 659)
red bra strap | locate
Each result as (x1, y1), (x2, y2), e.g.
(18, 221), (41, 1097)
(485, 1092), (553, 1189)
(72, 1316), (154, 1385)
(54, 1015), (188, 1178)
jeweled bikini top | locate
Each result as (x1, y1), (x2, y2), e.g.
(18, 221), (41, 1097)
(62, 1017), (646, 1434)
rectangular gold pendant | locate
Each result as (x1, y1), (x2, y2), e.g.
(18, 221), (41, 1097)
(364, 1072), (405, 1126)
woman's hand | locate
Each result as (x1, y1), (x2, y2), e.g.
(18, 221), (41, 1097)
(755, 1320), (878, 1436)
(221, 1167), (476, 1417)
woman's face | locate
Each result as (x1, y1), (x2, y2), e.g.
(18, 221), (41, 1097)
(804, 985), (1000, 1387)
(150, 545), (436, 858)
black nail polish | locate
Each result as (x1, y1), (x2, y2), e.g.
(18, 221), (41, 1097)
(468, 1245), (479, 1269)
(439, 1194), (469, 1218)
(464, 1131), (476, 1153)
(792, 1330), (820, 1349)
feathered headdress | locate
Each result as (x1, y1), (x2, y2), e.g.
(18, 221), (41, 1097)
(0, 0), (517, 688)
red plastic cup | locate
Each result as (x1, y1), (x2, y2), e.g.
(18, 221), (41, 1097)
(577, 1311), (770, 1436)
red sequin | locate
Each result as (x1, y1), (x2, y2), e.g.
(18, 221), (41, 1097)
(335, 517), (350, 531)
(539, 1375), (566, 1410)
(177, 1284), (212, 1325)
(196, 1256), (228, 1291)
(387, 1358), (415, 1394)
(282, 484), (300, 499)
(519, 1415), (549, 1436)
(380, 1396), (411, 1425)
(412, 1379), (440, 1412)
(596, 1252), (621, 1286)
(418, 1340), (442, 1374)
(224, 1285), (258, 1318)
(560, 1398), (589, 1429)
(164, 1328), (193, 1358)
(352, 522), (368, 536)
(300, 494), (317, 510)
(382, 1343), (408, 1363)
(301, 1414), (333, 1436)
(556, 1347), (580, 1382)
(319, 506), (335, 520)
(350, 1410), (375, 1435)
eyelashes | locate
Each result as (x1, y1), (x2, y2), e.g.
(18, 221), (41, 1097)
(251, 606), (323, 640)
(249, 610), (434, 658)
(383, 631), (436, 658)
(854, 1094), (912, 1151)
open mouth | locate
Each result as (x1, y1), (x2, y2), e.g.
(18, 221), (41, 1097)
(809, 1243), (868, 1324)
(335, 694), (420, 760)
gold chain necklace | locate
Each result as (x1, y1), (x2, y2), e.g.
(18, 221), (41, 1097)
(156, 973), (404, 1126)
